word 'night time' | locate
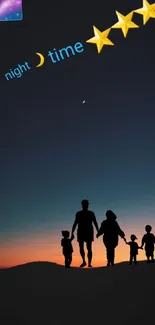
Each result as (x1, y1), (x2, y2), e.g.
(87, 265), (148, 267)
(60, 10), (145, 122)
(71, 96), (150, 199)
(5, 41), (85, 80)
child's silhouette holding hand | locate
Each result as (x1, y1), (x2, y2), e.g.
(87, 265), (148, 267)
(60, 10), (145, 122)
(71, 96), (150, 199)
(124, 234), (143, 265)
(61, 230), (74, 268)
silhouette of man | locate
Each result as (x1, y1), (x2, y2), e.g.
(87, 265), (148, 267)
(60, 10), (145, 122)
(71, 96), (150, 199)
(71, 200), (99, 267)
(97, 210), (125, 266)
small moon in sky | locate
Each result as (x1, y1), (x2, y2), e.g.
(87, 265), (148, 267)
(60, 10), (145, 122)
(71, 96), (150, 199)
(36, 52), (45, 67)
(82, 100), (86, 104)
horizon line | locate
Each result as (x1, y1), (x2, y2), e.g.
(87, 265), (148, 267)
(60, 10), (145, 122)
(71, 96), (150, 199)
(0, 258), (148, 269)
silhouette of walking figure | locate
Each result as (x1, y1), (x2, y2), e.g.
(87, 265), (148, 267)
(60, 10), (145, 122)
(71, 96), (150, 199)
(124, 234), (142, 265)
(71, 200), (99, 267)
(61, 230), (73, 268)
(97, 210), (125, 266)
(141, 225), (155, 263)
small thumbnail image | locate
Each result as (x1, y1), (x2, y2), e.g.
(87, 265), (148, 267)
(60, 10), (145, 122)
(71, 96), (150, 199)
(0, 0), (23, 21)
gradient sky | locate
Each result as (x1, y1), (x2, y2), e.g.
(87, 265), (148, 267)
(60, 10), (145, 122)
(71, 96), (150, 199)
(0, 0), (155, 268)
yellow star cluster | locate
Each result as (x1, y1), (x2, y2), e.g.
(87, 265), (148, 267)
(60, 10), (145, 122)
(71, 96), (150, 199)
(86, 0), (155, 53)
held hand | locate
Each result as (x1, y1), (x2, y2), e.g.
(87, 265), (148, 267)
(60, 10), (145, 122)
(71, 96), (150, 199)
(96, 233), (99, 238)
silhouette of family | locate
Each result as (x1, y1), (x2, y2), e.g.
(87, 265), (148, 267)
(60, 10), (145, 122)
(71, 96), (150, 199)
(61, 200), (155, 268)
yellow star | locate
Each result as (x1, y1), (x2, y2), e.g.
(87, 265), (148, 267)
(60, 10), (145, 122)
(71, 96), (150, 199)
(111, 11), (139, 37)
(86, 26), (114, 53)
(134, 0), (155, 25)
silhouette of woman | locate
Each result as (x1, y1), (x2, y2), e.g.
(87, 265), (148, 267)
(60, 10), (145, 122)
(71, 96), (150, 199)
(97, 210), (125, 266)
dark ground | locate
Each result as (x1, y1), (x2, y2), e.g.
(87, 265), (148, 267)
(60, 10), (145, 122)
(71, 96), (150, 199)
(0, 261), (154, 325)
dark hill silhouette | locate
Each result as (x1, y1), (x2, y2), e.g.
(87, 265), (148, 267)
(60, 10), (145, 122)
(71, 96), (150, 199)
(0, 261), (154, 325)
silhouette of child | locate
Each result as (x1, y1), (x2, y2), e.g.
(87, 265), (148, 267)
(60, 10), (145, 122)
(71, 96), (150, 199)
(124, 234), (142, 265)
(141, 225), (155, 263)
(61, 230), (73, 268)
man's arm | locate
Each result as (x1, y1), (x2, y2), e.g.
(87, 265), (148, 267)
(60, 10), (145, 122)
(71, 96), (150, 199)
(92, 213), (99, 232)
(71, 214), (78, 237)
(97, 222), (105, 237)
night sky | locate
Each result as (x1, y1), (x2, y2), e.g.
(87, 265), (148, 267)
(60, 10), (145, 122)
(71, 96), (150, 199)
(0, 0), (22, 21)
(0, 0), (155, 267)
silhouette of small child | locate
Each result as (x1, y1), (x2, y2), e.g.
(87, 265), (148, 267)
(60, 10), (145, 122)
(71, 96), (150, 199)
(124, 234), (142, 265)
(141, 225), (155, 263)
(61, 230), (73, 268)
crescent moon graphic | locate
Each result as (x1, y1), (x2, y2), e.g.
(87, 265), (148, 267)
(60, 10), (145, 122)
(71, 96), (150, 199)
(36, 53), (45, 67)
